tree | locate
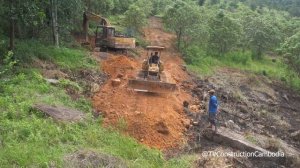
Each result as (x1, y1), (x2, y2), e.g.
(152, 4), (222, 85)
(164, 1), (202, 50)
(198, 0), (206, 6)
(207, 10), (242, 55)
(152, 0), (173, 15)
(135, 0), (153, 16)
(8, 0), (16, 50)
(124, 4), (147, 35)
(280, 31), (300, 73)
(87, 0), (114, 15)
(51, 0), (59, 47)
(243, 16), (280, 59)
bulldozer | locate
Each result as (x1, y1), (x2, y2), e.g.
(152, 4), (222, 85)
(128, 46), (176, 93)
(83, 11), (135, 51)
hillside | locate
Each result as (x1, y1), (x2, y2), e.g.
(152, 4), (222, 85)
(1, 0), (300, 168)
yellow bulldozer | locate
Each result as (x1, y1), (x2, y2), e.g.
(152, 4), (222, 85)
(83, 11), (135, 51)
(128, 46), (176, 93)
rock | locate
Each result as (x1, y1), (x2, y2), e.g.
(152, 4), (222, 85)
(33, 104), (85, 122)
(135, 111), (142, 115)
(237, 105), (249, 114)
(117, 73), (124, 78)
(64, 150), (128, 168)
(203, 127), (277, 161)
(156, 122), (169, 135)
(91, 83), (100, 93)
(256, 124), (265, 129)
(291, 130), (300, 141)
(111, 78), (121, 87)
(182, 119), (191, 128)
(283, 94), (289, 101)
(225, 120), (241, 131)
(181, 65), (187, 71)
(189, 105), (200, 112)
(45, 78), (59, 85)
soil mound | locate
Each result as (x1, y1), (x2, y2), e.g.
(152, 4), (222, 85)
(92, 18), (193, 149)
(93, 55), (191, 149)
(101, 55), (138, 77)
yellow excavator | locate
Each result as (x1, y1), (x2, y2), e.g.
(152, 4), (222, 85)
(128, 46), (176, 93)
(83, 11), (135, 51)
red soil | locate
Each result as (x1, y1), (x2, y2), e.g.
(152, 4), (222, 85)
(92, 17), (192, 149)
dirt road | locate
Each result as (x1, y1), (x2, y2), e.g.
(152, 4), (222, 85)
(92, 17), (193, 149)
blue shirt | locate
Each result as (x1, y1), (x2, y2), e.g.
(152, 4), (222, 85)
(209, 95), (218, 113)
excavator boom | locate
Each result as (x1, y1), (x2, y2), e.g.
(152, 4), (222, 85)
(84, 11), (110, 26)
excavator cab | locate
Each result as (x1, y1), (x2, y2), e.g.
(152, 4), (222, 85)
(96, 26), (115, 39)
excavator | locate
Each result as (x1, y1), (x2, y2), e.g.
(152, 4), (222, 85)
(83, 11), (135, 51)
(128, 46), (176, 93)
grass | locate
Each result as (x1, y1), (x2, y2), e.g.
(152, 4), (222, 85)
(0, 43), (193, 167)
(14, 40), (98, 70)
(184, 46), (300, 91)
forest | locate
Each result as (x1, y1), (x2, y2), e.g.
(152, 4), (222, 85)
(0, 0), (300, 167)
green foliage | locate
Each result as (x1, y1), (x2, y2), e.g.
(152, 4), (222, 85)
(280, 31), (300, 73)
(243, 15), (280, 59)
(164, 0), (202, 50)
(0, 51), (17, 77)
(124, 4), (147, 35)
(124, 0), (153, 34)
(207, 10), (242, 55)
(185, 45), (300, 90)
(13, 40), (98, 70)
(88, 0), (115, 15)
(152, 0), (174, 15)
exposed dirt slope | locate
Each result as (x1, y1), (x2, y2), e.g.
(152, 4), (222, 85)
(92, 17), (192, 149)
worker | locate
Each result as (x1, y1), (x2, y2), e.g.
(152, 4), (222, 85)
(151, 52), (159, 64)
(208, 89), (219, 133)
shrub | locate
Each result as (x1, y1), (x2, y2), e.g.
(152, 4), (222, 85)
(0, 51), (17, 77)
(225, 51), (252, 65)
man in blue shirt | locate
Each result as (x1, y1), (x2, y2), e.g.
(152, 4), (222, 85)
(208, 89), (219, 133)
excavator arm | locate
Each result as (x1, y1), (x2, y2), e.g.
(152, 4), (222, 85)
(83, 11), (111, 42)
(83, 11), (110, 26)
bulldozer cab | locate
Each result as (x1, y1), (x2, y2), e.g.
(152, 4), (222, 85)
(128, 45), (176, 93)
(146, 46), (165, 64)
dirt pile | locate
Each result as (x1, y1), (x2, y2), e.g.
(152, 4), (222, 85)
(101, 55), (138, 78)
(93, 54), (191, 149)
(92, 17), (194, 149)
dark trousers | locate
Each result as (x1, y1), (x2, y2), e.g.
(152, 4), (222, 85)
(209, 112), (217, 126)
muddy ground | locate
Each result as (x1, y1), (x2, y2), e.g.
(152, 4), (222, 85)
(86, 17), (300, 167)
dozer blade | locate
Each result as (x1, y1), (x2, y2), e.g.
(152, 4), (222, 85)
(128, 79), (176, 93)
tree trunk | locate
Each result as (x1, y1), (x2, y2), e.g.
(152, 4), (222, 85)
(83, 12), (89, 42)
(9, 0), (15, 50)
(9, 18), (15, 50)
(51, 0), (59, 47)
(177, 29), (182, 50)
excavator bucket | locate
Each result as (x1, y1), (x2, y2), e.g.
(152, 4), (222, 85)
(128, 79), (176, 93)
